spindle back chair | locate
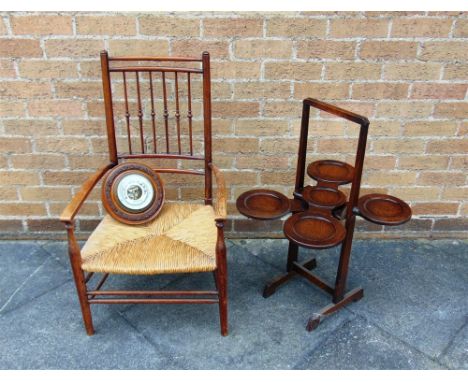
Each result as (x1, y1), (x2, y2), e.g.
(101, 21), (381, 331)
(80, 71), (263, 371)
(60, 51), (228, 336)
(101, 50), (213, 203)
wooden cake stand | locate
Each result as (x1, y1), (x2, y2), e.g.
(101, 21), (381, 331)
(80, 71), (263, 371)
(236, 98), (412, 332)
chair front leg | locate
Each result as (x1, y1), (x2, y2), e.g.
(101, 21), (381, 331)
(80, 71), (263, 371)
(65, 222), (95, 335)
(215, 220), (228, 336)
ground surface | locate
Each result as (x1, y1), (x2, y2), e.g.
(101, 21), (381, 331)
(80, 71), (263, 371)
(0, 239), (466, 370)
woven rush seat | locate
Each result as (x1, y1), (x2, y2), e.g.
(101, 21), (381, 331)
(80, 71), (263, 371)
(81, 202), (217, 275)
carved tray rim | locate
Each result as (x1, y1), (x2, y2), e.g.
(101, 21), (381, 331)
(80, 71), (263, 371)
(307, 159), (354, 185)
(357, 193), (412, 226)
(283, 211), (346, 249)
(236, 189), (291, 221)
(302, 185), (347, 210)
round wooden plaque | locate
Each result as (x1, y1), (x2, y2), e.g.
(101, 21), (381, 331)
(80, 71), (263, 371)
(307, 160), (354, 185)
(236, 189), (291, 220)
(284, 211), (346, 249)
(357, 193), (411, 226)
(102, 162), (165, 225)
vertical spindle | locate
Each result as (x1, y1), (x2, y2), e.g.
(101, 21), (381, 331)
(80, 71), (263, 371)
(162, 72), (169, 153)
(135, 71), (145, 153)
(187, 72), (193, 156)
(175, 72), (181, 154)
(122, 71), (132, 154)
(149, 71), (157, 153)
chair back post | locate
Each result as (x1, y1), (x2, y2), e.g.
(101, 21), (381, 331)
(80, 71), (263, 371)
(202, 51), (213, 205)
(100, 50), (118, 164)
(294, 100), (311, 195)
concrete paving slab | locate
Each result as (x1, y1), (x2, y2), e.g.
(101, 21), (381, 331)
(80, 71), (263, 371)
(0, 242), (69, 314)
(345, 240), (468, 360)
(439, 321), (468, 370)
(294, 317), (444, 369)
(0, 281), (167, 369)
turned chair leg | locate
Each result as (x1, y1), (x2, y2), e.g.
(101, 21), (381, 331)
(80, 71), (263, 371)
(77, 281), (95, 335)
(66, 223), (95, 335)
(215, 221), (228, 336)
(215, 266), (228, 336)
(70, 268), (95, 335)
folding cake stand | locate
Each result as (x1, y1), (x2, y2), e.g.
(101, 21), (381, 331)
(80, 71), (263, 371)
(236, 98), (412, 331)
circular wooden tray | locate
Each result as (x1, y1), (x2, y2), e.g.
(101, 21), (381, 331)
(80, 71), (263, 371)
(302, 185), (347, 210)
(357, 193), (412, 226)
(307, 160), (354, 185)
(284, 211), (346, 249)
(236, 189), (291, 220)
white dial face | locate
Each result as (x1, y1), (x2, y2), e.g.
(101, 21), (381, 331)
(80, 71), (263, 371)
(116, 173), (154, 212)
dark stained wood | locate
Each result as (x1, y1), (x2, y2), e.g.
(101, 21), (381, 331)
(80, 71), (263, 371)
(65, 223), (94, 335)
(202, 52), (213, 205)
(215, 220), (228, 336)
(152, 168), (205, 176)
(306, 287), (363, 331)
(292, 261), (334, 295)
(236, 189), (291, 220)
(109, 66), (203, 73)
(290, 198), (308, 213)
(90, 298), (219, 305)
(187, 72), (194, 156)
(263, 257), (316, 298)
(118, 153), (204, 161)
(357, 193), (412, 226)
(302, 185), (347, 210)
(307, 159), (355, 185)
(294, 99), (311, 194)
(149, 71), (157, 153)
(162, 71), (170, 153)
(100, 51), (118, 164)
(109, 56), (203, 62)
(87, 290), (218, 296)
(135, 71), (145, 153)
(174, 71), (182, 154)
(333, 119), (369, 302)
(304, 98), (369, 125)
(237, 98), (411, 332)
(283, 211), (346, 249)
(122, 71), (132, 154)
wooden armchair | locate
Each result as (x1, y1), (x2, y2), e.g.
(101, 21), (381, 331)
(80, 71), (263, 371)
(60, 51), (228, 336)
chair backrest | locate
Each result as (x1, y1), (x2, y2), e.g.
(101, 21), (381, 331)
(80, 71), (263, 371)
(100, 50), (213, 204)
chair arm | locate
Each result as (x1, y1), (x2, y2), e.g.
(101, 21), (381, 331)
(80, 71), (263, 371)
(209, 163), (227, 221)
(59, 163), (115, 224)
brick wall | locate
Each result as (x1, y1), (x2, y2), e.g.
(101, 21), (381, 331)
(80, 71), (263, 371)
(0, 11), (467, 239)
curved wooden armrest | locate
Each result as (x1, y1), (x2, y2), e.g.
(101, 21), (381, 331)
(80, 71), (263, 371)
(60, 163), (115, 224)
(209, 163), (227, 221)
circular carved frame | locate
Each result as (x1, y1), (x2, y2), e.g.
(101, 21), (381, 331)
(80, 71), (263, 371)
(102, 162), (165, 225)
